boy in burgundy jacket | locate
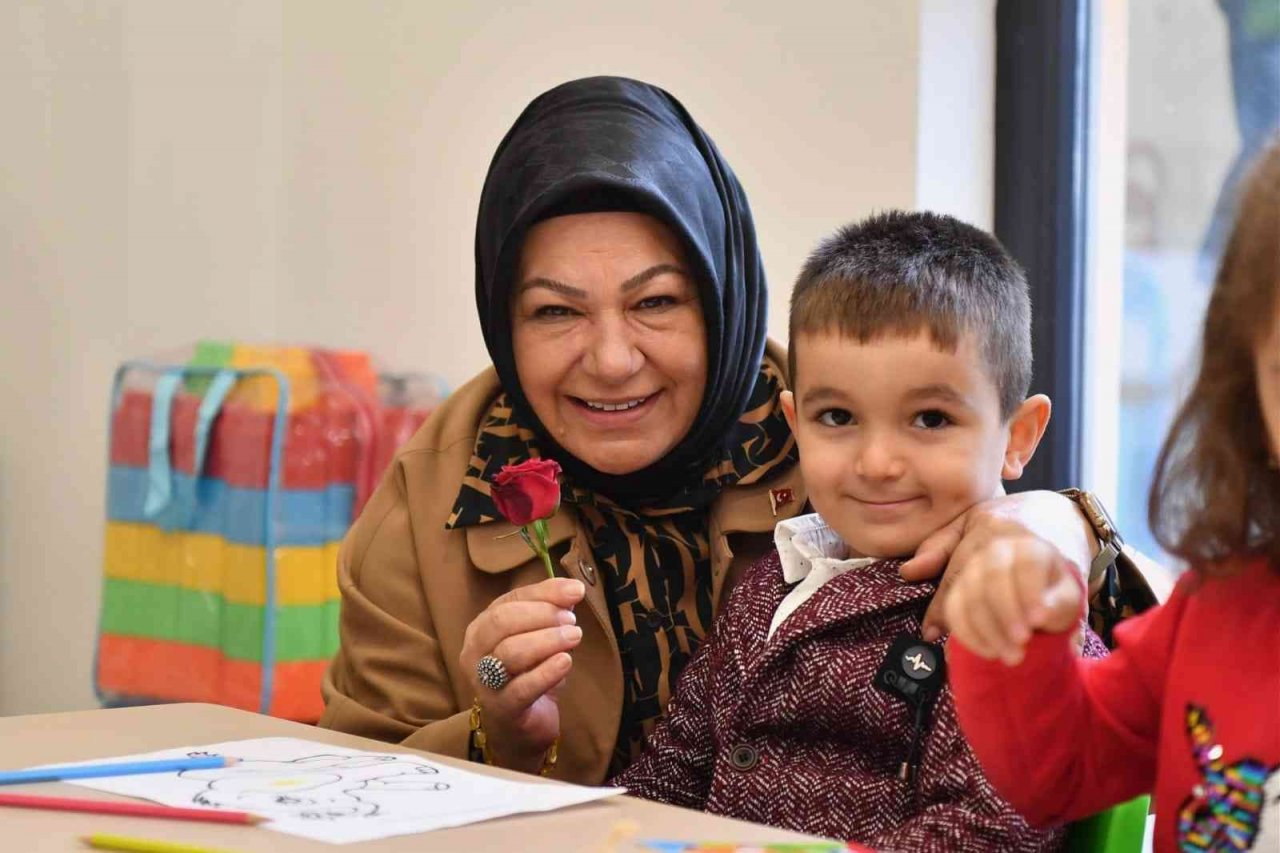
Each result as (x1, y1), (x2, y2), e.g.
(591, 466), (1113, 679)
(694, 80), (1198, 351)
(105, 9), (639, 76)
(611, 212), (1106, 851)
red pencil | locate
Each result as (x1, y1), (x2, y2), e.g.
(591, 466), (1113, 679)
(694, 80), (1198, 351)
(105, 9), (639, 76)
(0, 792), (266, 825)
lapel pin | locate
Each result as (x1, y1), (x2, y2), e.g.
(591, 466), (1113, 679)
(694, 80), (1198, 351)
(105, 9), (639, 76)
(769, 487), (795, 517)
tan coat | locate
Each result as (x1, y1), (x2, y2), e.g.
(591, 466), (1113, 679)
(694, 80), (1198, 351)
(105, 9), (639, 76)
(319, 341), (806, 785)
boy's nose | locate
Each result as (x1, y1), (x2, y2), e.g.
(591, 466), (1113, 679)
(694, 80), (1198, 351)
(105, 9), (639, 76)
(854, 435), (906, 480)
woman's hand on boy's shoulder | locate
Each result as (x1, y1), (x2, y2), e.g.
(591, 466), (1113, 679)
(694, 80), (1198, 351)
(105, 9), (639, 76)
(900, 490), (1093, 642)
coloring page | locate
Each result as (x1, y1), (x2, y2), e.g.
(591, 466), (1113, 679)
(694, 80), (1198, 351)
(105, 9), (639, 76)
(62, 737), (622, 844)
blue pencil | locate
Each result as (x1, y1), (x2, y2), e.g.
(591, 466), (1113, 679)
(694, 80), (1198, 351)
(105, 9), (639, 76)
(0, 755), (234, 786)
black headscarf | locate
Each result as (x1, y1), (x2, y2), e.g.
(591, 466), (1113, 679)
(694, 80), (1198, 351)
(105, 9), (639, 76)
(474, 76), (768, 503)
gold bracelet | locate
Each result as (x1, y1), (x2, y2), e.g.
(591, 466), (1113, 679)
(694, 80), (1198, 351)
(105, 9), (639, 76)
(468, 699), (559, 777)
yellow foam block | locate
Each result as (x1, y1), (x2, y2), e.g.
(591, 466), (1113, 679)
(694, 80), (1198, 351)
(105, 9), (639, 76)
(104, 522), (340, 606)
(228, 345), (318, 412)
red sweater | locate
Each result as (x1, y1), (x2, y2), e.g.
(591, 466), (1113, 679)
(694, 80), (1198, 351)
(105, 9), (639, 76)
(950, 557), (1280, 852)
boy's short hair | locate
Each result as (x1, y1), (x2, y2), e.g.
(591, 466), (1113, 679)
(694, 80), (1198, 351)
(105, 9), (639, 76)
(788, 210), (1032, 418)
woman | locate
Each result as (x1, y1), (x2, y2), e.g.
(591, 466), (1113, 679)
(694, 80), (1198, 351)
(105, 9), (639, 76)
(319, 76), (1127, 784)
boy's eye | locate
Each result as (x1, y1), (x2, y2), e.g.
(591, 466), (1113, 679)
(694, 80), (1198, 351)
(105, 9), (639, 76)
(635, 294), (677, 310)
(817, 408), (854, 427)
(913, 409), (952, 430)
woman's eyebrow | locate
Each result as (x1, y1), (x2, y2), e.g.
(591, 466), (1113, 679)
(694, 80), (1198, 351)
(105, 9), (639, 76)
(517, 277), (588, 299)
(518, 263), (689, 299)
(620, 263), (689, 292)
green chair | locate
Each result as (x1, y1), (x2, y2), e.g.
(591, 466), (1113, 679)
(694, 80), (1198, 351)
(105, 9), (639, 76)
(1065, 795), (1151, 853)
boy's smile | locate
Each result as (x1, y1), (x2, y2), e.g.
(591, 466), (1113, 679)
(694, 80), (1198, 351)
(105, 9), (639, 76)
(783, 329), (1048, 559)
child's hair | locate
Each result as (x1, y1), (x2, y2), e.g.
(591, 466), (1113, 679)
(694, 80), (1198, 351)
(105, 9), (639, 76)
(789, 210), (1031, 418)
(1149, 138), (1280, 573)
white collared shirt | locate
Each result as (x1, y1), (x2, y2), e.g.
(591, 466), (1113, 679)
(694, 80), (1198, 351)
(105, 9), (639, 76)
(767, 512), (880, 640)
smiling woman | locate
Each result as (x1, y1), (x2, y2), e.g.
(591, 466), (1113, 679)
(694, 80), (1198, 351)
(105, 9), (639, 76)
(318, 76), (804, 783)
(512, 212), (708, 476)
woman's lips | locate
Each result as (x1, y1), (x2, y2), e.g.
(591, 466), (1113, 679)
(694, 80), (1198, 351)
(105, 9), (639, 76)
(568, 391), (660, 426)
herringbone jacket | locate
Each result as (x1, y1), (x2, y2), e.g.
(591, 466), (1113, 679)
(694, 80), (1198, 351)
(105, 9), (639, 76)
(612, 550), (1107, 851)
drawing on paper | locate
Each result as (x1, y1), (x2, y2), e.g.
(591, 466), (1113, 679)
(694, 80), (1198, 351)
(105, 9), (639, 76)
(179, 751), (450, 820)
(66, 736), (624, 845)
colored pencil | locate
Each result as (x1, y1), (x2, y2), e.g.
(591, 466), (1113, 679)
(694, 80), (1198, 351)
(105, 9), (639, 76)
(0, 755), (234, 786)
(81, 834), (242, 853)
(0, 792), (265, 825)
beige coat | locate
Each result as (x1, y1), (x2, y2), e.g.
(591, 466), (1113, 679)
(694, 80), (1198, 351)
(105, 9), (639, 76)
(319, 341), (806, 785)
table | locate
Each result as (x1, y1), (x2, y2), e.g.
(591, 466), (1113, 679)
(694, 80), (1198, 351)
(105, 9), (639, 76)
(0, 703), (834, 852)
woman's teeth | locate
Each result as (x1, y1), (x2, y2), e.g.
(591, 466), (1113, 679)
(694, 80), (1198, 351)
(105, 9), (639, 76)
(584, 397), (647, 412)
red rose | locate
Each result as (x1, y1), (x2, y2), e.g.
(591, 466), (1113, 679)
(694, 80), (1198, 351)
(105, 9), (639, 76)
(490, 458), (563, 527)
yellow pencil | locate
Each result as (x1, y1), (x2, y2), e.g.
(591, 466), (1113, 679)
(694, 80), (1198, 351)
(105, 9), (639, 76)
(80, 833), (243, 853)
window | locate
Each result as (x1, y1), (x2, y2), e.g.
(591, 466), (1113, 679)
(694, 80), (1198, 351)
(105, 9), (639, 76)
(1116, 0), (1280, 569)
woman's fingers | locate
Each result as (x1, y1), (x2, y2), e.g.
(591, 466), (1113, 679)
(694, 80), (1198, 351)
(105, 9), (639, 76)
(479, 655), (572, 770)
(457, 577), (588, 767)
(464, 577), (584, 661)
(918, 520), (987, 641)
(491, 624), (583, 678)
(464, 600), (577, 663)
(900, 512), (966, 583)
(493, 576), (587, 610)
(494, 652), (574, 718)
(919, 497), (1076, 640)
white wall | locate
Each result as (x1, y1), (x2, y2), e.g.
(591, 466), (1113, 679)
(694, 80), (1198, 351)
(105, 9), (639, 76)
(916, 0), (995, 229)
(1, 1), (994, 715)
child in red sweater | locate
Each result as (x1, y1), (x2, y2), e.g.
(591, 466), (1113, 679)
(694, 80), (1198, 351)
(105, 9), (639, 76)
(946, 139), (1280, 852)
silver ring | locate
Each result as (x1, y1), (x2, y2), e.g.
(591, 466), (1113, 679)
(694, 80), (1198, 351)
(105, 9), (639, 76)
(476, 655), (510, 691)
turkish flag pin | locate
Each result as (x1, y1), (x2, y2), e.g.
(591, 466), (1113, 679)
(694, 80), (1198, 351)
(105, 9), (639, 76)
(769, 487), (795, 517)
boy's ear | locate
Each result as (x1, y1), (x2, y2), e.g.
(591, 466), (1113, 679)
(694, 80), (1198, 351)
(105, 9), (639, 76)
(1002, 394), (1052, 480)
(780, 389), (798, 433)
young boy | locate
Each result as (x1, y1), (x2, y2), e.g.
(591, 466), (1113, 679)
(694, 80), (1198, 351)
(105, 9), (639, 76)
(611, 211), (1107, 850)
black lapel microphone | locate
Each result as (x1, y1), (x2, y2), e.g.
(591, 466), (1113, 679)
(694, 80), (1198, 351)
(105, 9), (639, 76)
(873, 632), (947, 788)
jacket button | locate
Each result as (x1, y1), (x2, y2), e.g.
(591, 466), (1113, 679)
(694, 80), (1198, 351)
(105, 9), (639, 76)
(729, 744), (758, 771)
(577, 560), (598, 586)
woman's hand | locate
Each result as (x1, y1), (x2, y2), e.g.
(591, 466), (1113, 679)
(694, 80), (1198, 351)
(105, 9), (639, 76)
(943, 533), (1082, 665)
(899, 490), (1095, 641)
(459, 577), (586, 773)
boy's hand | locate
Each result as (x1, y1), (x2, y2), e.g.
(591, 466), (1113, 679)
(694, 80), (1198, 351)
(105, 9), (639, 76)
(943, 533), (1082, 666)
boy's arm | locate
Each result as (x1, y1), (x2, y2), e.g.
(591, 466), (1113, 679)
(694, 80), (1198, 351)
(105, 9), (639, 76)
(948, 582), (1192, 827)
(607, 579), (742, 807)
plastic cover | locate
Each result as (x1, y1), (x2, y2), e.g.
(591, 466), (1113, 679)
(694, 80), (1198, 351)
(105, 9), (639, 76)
(96, 342), (445, 720)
